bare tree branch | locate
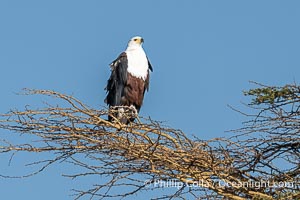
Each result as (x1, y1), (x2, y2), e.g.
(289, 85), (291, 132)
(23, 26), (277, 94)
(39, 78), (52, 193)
(0, 86), (299, 199)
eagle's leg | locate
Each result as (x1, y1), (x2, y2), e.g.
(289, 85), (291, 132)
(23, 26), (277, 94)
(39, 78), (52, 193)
(129, 105), (141, 124)
(116, 107), (124, 118)
(129, 105), (138, 116)
(117, 107), (128, 124)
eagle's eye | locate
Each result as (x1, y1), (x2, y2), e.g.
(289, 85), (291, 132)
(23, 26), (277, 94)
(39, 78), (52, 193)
(134, 38), (138, 41)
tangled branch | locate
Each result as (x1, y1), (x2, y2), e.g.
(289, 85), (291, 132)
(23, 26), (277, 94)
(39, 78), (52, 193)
(0, 86), (299, 199)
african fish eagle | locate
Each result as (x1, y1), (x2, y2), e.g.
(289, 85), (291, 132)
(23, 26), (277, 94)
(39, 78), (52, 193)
(105, 36), (153, 123)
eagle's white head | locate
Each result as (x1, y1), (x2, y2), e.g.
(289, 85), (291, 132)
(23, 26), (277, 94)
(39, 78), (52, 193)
(126, 36), (144, 50)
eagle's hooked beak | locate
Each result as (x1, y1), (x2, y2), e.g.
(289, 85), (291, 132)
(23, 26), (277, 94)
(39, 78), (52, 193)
(131, 36), (144, 45)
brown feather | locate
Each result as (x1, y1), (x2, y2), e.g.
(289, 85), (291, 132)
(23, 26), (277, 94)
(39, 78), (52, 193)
(122, 73), (149, 112)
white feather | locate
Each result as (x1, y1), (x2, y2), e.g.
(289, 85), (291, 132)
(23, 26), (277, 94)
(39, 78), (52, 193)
(125, 37), (149, 80)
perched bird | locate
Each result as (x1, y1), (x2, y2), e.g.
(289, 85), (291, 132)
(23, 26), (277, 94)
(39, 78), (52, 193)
(105, 36), (153, 123)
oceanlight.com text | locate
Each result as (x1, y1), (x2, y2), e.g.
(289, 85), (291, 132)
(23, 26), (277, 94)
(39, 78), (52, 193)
(144, 179), (296, 189)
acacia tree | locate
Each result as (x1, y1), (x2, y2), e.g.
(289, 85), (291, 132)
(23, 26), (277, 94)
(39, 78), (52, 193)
(0, 83), (300, 199)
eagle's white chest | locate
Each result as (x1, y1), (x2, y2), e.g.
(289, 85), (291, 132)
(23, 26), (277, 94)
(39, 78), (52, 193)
(125, 48), (148, 80)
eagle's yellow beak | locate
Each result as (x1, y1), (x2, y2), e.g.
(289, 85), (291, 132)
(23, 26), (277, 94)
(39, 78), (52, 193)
(134, 37), (144, 44)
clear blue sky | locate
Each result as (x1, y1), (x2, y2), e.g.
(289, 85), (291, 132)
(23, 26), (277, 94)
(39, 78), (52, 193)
(1, 1), (300, 199)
